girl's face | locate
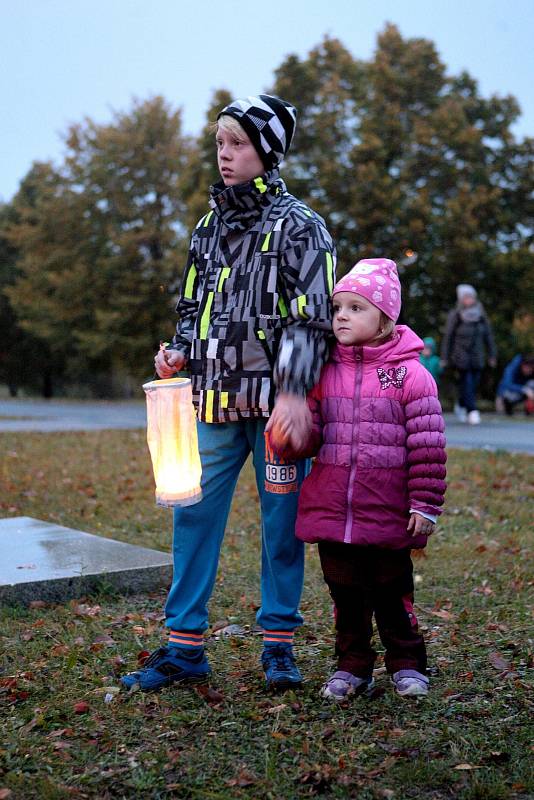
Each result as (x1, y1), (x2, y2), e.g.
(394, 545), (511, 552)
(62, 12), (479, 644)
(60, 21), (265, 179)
(216, 125), (264, 186)
(332, 292), (383, 347)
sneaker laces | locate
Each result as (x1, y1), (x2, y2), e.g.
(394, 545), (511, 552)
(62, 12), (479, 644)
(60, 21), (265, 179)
(141, 646), (169, 669)
(264, 645), (295, 671)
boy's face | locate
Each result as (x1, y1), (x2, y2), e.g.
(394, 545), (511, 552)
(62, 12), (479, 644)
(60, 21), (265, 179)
(332, 292), (383, 347)
(216, 123), (264, 186)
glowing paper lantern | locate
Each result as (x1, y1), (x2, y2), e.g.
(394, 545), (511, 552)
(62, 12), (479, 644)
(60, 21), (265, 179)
(143, 377), (202, 507)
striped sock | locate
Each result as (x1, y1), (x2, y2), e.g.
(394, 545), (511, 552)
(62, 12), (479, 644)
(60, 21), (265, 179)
(263, 630), (294, 648)
(168, 630), (204, 650)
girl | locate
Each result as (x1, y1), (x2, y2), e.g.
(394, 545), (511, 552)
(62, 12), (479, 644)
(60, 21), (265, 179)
(269, 258), (446, 700)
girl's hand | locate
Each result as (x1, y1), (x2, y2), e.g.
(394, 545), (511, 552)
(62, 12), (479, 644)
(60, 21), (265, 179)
(407, 513), (435, 537)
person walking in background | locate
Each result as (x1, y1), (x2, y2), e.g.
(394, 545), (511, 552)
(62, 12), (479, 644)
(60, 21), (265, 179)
(440, 284), (497, 425)
(270, 258), (446, 701)
(419, 336), (442, 385)
(120, 94), (335, 693)
(495, 354), (534, 416)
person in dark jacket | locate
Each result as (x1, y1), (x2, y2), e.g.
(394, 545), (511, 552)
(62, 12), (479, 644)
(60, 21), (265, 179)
(496, 354), (534, 415)
(120, 94), (336, 693)
(440, 284), (496, 424)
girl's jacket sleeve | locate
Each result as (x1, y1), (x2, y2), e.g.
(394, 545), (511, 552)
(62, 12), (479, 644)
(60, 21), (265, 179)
(404, 367), (447, 517)
(274, 221), (336, 397)
(170, 240), (200, 364)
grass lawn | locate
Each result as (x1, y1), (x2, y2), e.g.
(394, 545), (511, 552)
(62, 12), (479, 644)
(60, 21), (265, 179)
(1, 430), (533, 800)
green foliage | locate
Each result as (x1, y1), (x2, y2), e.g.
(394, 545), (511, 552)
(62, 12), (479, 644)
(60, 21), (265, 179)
(4, 97), (192, 396)
(272, 25), (534, 362)
(1, 26), (533, 396)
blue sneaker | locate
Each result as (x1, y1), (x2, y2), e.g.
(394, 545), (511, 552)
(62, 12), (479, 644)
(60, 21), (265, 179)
(262, 644), (303, 690)
(120, 646), (211, 692)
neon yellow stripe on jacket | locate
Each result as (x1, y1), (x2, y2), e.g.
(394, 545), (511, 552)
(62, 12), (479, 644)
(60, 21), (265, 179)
(325, 251), (334, 295)
(217, 267), (230, 291)
(261, 232), (272, 252)
(205, 390), (214, 422)
(296, 295), (309, 319)
(199, 292), (214, 338)
(184, 262), (197, 299)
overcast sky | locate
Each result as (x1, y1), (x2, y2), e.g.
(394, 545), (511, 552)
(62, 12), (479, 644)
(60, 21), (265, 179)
(2, 0), (533, 202)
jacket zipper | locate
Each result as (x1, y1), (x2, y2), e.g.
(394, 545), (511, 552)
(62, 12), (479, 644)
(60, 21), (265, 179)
(343, 350), (363, 543)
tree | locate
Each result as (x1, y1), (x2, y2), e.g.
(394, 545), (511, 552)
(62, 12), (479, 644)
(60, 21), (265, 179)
(6, 97), (193, 395)
(272, 26), (534, 366)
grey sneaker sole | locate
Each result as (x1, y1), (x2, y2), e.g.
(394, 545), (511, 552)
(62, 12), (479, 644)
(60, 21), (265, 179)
(321, 677), (375, 702)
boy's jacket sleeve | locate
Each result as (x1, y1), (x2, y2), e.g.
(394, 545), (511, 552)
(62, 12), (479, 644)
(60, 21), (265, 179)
(274, 222), (336, 396)
(171, 241), (200, 363)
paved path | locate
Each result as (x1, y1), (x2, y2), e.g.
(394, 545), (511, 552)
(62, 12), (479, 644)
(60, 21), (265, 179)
(0, 398), (146, 431)
(0, 399), (532, 453)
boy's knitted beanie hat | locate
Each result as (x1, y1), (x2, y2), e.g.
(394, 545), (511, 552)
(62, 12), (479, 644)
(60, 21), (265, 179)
(217, 95), (297, 170)
(333, 258), (402, 322)
(423, 336), (436, 351)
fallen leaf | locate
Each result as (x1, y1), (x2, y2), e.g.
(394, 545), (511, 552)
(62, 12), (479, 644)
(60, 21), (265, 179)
(489, 652), (512, 672)
(226, 769), (257, 788)
(29, 600), (48, 609)
(73, 701), (90, 714)
(92, 634), (116, 646)
(51, 644), (70, 657)
(0, 789), (13, 799)
(267, 703), (287, 714)
(454, 764), (482, 770)
(195, 685), (224, 705)
(137, 650), (151, 665)
(72, 604), (101, 617)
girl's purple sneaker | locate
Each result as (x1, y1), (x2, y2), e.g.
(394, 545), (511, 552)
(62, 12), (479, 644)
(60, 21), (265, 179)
(320, 670), (374, 702)
(392, 669), (429, 697)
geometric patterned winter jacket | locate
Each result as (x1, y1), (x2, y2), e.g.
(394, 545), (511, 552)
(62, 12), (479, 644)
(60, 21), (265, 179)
(170, 168), (336, 422)
(290, 326), (447, 549)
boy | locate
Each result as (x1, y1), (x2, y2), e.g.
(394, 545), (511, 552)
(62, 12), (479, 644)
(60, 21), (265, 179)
(121, 94), (336, 692)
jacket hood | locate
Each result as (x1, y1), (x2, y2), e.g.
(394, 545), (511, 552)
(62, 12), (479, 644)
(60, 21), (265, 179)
(332, 325), (424, 366)
(209, 168), (285, 232)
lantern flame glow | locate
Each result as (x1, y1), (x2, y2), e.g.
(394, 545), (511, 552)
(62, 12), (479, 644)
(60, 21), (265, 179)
(143, 377), (202, 507)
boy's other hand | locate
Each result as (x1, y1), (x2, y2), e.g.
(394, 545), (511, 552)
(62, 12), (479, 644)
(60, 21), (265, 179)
(407, 513), (435, 537)
(154, 349), (185, 379)
(267, 393), (311, 452)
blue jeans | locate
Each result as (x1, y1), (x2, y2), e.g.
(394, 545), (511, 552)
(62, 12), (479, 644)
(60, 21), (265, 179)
(458, 369), (481, 413)
(165, 419), (307, 634)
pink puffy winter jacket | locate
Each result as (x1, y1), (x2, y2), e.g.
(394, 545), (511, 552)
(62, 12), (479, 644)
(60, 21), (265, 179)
(291, 325), (447, 549)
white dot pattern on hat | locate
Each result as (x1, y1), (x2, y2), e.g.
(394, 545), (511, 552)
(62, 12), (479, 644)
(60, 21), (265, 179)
(332, 257), (402, 322)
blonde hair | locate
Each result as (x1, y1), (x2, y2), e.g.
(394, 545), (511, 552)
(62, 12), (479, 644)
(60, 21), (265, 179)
(213, 115), (248, 141)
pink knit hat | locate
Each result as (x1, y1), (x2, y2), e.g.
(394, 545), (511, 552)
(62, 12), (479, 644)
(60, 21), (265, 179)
(332, 258), (402, 322)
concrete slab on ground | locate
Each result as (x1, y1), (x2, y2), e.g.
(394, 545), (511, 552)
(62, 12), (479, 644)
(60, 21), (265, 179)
(0, 516), (172, 605)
